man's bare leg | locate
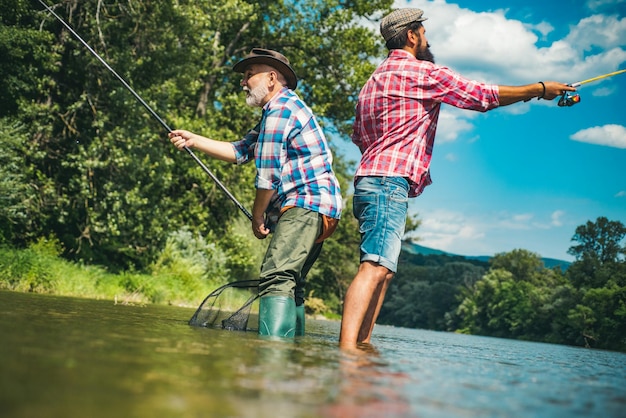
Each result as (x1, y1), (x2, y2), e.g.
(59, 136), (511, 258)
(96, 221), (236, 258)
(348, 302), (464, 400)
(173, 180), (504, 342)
(339, 261), (392, 347)
(358, 270), (393, 342)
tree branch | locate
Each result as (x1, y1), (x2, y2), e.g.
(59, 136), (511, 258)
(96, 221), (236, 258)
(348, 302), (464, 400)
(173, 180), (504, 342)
(195, 22), (250, 117)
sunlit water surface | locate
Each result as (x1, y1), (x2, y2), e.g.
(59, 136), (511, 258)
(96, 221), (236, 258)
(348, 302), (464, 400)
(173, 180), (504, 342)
(1, 290), (624, 417)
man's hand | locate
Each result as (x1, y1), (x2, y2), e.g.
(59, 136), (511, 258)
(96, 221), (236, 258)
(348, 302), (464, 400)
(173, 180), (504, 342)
(169, 130), (196, 150)
(252, 216), (271, 239)
(541, 81), (576, 101)
(252, 189), (277, 240)
(167, 130), (237, 163)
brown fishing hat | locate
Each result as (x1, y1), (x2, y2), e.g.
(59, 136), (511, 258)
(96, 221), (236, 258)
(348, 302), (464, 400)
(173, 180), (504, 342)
(380, 8), (428, 42)
(233, 48), (298, 90)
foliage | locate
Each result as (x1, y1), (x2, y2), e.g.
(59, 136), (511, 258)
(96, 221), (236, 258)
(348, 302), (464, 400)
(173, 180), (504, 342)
(0, 238), (57, 293)
(377, 253), (488, 330)
(567, 216), (626, 289)
(454, 217), (626, 351)
(1, 0), (392, 273)
(377, 217), (626, 352)
(455, 265), (570, 341)
(568, 216), (626, 264)
(564, 217), (626, 350)
(0, 236), (221, 306)
(151, 227), (230, 283)
(305, 293), (331, 316)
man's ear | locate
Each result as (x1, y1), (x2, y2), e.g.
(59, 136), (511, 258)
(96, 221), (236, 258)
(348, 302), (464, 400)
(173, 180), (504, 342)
(407, 29), (418, 48)
(268, 70), (277, 86)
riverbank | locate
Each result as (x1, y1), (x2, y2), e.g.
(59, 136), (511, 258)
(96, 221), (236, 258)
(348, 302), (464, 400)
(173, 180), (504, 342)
(0, 241), (222, 308)
(0, 242), (339, 319)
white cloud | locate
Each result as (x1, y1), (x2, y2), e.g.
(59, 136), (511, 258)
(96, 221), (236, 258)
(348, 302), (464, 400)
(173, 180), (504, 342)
(414, 209), (499, 254)
(585, 0), (625, 11)
(436, 108), (476, 143)
(551, 210), (565, 227)
(412, 207), (570, 256)
(570, 124), (626, 148)
(393, 0), (626, 85)
(592, 86), (617, 96)
(375, 0), (625, 158)
(417, 209), (488, 254)
(616, 191), (626, 197)
(526, 20), (555, 40)
(565, 14), (626, 51)
(444, 153), (457, 162)
(512, 213), (534, 223)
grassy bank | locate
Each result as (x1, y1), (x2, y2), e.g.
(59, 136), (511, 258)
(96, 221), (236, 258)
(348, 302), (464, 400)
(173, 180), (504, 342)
(0, 238), (225, 308)
(1, 236), (338, 319)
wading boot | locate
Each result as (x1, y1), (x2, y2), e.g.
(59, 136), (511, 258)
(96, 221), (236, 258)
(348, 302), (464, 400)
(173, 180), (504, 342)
(258, 296), (296, 338)
(295, 304), (305, 336)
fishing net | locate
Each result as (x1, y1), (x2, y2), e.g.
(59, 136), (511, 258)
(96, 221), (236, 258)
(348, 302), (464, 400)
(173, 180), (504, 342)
(189, 279), (260, 331)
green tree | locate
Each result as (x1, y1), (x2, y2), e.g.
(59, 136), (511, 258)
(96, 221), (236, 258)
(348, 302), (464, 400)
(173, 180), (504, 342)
(568, 216), (626, 263)
(565, 217), (626, 350)
(567, 217), (626, 289)
(489, 249), (547, 285)
(456, 250), (571, 340)
(378, 256), (487, 331)
(575, 286), (626, 350)
(2, 0), (393, 272)
(0, 0), (59, 117)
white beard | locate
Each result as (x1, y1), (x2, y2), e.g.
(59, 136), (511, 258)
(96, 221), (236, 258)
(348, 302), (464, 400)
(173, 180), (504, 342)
(244, 83), (269, 107)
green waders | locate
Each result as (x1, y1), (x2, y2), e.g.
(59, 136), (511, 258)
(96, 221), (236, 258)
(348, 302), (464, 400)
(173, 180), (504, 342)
(257, 208), (323, 338)
(295, 304), (305, 336)
(258, 296), (297, 337)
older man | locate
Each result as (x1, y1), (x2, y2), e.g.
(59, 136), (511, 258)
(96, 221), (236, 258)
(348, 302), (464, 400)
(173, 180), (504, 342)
(340, 9), (576, 347)
(170, 48), (342, 338)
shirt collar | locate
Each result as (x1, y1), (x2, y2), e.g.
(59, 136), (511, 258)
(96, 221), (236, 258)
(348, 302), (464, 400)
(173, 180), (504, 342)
(262, 86), (291, 110)
(388, 49), (416, 60)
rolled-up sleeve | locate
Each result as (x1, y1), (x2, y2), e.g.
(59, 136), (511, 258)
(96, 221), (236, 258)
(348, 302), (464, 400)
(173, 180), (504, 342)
(232, 124), (260, 165)
(430, 66), (499, 111)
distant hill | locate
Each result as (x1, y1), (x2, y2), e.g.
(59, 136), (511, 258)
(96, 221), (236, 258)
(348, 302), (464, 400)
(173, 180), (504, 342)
(401, 241), (571, 270)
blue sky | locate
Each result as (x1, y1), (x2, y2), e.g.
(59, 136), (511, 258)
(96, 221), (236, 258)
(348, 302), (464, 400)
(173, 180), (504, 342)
(334, 0), (626, 262)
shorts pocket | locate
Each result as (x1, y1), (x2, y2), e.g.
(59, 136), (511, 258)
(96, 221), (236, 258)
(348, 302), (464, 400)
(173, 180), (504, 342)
(389, 179), (409, 203)
(353, 194), (379, 233)
(390, 188), (409, 203)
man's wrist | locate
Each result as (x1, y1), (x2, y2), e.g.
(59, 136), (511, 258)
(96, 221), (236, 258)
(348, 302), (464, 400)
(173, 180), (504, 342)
(537, 81), (546, 100)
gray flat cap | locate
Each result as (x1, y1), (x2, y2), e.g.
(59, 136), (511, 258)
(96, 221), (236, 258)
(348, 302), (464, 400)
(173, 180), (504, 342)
(380, 8), (428, 42)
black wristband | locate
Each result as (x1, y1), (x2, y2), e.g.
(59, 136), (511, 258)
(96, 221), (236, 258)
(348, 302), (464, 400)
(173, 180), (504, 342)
(538, 81), (546, 100)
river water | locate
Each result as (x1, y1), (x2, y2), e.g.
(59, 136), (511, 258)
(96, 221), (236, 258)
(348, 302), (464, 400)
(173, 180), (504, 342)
(1, 290), (624, 418)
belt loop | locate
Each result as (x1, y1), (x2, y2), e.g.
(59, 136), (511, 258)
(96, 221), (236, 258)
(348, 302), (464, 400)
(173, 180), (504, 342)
(380, 176), (386, 185)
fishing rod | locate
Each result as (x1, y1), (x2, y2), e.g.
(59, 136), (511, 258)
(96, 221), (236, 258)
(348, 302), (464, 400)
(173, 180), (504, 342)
(558, 69), (626, 107)
(37, 0), (253, 221)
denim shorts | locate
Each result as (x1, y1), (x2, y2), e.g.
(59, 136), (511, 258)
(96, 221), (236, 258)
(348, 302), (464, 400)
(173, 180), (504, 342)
(353, 176), (409, 273)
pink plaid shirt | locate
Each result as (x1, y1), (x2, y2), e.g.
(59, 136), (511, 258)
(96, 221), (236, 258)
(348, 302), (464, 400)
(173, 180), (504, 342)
(352, 49), (500, 197)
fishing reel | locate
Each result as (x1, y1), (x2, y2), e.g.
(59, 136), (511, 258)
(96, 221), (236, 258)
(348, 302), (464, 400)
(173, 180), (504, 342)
(558, 91), (581, 107)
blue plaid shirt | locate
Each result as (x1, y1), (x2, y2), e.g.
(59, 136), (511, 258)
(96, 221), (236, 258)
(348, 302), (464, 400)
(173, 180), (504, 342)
(232, 88), (342, 219)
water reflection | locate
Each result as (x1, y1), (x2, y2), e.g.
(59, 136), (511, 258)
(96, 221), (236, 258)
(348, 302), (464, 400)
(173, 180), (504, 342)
(2, 291), (625, 418)
(321, 343), (413, 418)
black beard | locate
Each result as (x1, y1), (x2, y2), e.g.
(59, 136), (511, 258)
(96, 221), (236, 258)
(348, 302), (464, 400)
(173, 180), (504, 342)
(417, 46), (435, 64)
